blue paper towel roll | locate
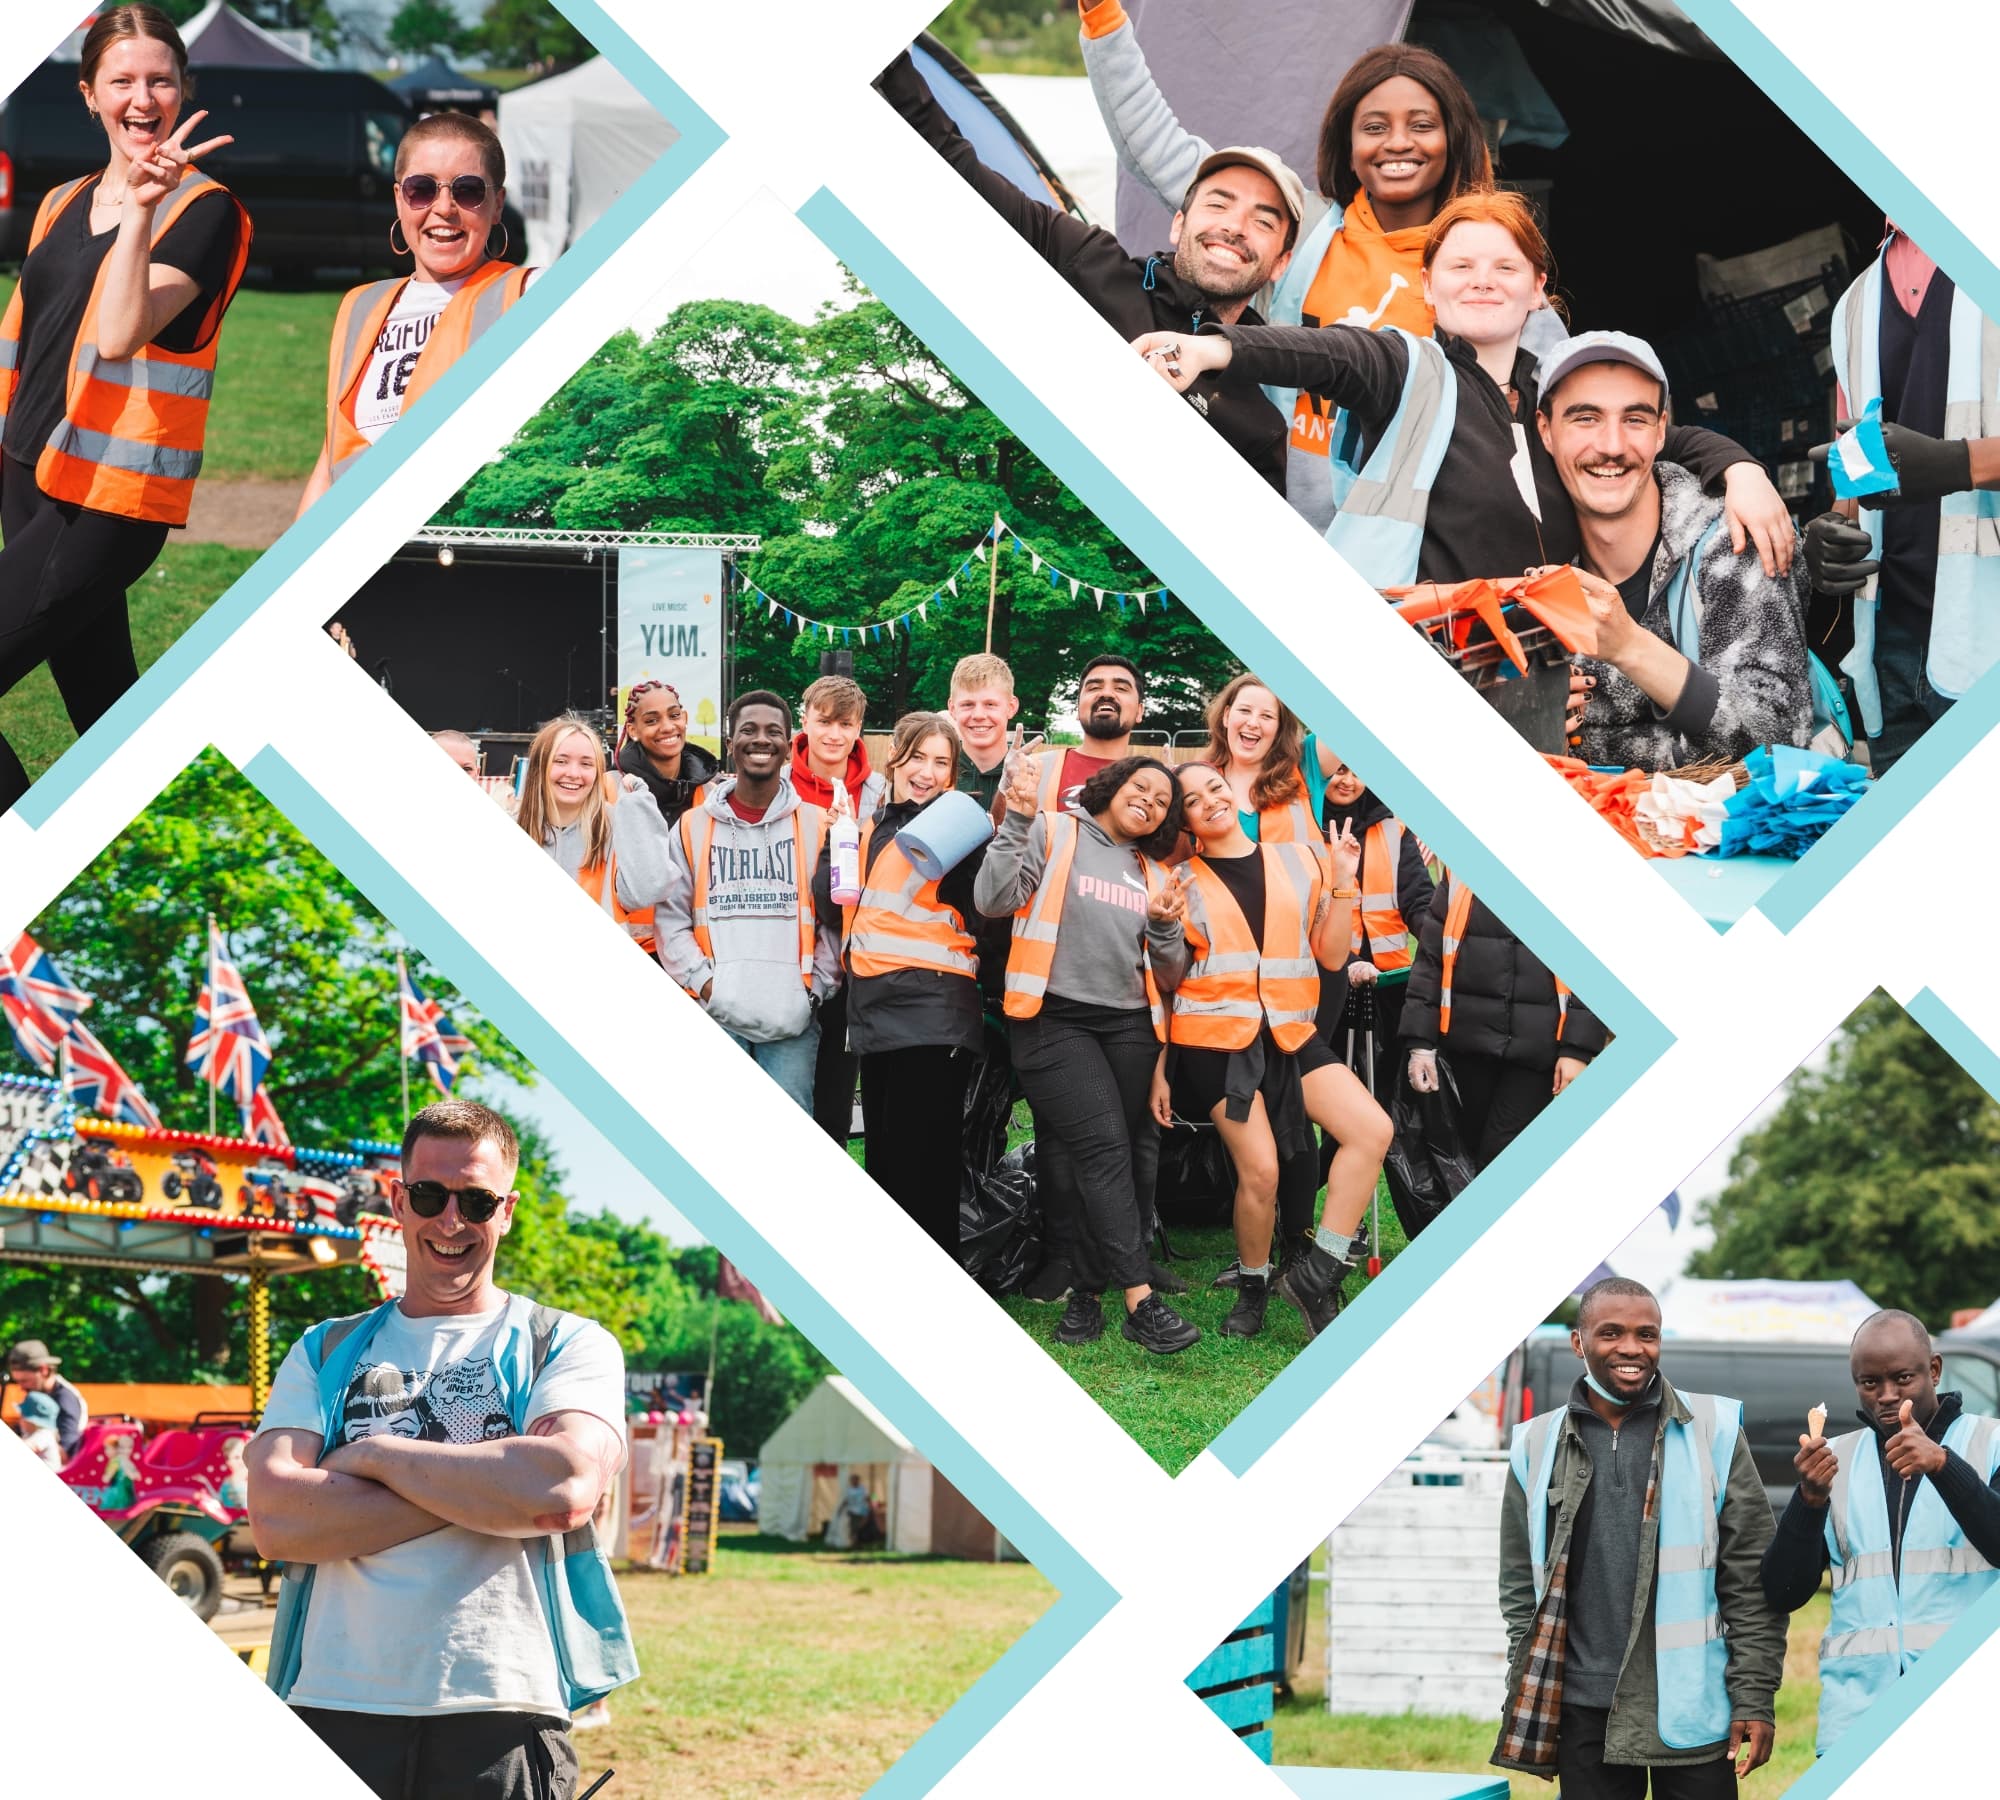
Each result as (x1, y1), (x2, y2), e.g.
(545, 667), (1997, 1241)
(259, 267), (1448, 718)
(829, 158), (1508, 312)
(898, 789), (995, 881)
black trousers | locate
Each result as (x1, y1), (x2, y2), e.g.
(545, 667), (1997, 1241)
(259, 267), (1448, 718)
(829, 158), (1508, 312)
(859, 1044), (971, 1255)
(1555, 1706), (1735, 1800)
(293, 1707), (579, 1800)
(1010, 1000), (1161, 1293)
(811, 984), (859, 1144)
(0, 454), (163, 811)
(1450, 1053), (1554, 1171)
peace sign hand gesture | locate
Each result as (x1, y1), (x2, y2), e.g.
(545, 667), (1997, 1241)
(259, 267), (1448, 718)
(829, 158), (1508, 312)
(1147, 864), (1190, 929)
(125, 109), (235, 212)
(999, 726), (1043, 817)
(1327, 814), (1363, 889)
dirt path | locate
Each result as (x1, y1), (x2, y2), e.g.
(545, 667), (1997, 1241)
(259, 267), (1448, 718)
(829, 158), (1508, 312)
(183, 477), (302, 551)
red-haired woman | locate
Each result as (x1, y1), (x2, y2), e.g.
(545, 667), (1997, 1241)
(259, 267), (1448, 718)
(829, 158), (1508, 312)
(0, 4), (250, 811)
(298, 112), (534, 513)
(1136, 192), (1793, 589)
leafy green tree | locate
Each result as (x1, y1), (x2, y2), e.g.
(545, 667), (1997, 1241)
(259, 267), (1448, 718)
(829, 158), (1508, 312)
(473, 0), (590, 70)
(1688, 992), (2000, 1322)
(389, 0), (466, 59)
(443, 292), (1245, 732)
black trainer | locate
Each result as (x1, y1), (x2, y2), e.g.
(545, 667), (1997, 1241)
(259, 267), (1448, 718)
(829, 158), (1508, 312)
(1022, 1258), (1074, 1304)
(1221, 1272), (1270, 1338)
(1147, 1258), (1189, 1295)
(1054, 1290), (1104, 1345)
(1122, 1293), (1201, 1354)
(1276, 1238), (1352, 1341)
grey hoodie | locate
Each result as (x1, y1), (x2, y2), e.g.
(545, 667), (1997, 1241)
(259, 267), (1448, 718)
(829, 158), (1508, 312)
(543, 786), (676, 910)
(974, 807), (1187, 1012)
(658, 774), (840, 1044)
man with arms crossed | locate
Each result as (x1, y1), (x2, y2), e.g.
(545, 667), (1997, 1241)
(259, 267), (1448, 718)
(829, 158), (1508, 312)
(247, 1100), (631, 1799)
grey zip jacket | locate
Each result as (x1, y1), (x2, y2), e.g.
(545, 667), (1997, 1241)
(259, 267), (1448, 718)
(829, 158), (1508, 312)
(658, 774), (840, 1043)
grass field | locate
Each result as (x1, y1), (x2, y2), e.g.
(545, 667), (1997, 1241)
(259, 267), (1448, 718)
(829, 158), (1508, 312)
(0, 277), (336, 485)
(1273, 1544), (1831, 1799)
(573, 1531), (1053, 1798)
(0, 542), (254, 788)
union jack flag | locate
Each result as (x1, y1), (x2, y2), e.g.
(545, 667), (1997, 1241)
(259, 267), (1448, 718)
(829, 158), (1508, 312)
(248, 1084), (291, 1148)
(0, 932), (92, 1073)
(398, 955), (470, 1093)
(63, 1019), (162, 1130)
(185, 922), (272, 1104)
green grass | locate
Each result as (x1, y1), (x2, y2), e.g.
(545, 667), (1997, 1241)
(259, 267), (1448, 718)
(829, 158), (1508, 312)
(0, 542), (253, 785)
(1273, 1550), (1830, 1799)
(579, 1530), (1054, 1798)
(0, 278), (336, 484)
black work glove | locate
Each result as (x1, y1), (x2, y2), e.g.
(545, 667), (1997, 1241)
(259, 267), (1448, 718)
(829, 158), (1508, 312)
(1802, 511), (1880, 596)
(1809, 419), (1974, 507)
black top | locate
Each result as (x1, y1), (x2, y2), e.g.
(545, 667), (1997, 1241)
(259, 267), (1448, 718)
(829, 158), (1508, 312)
(616, 736), (720, 826)
(6, 180), (238, 471)
(1760, 1391), (2000, 1612)
(1563, 1375), (1664, 1709)
(1877, 272), (1955, 617)
(1216, 322), (1753, 585)
(1200, 843), (1268, 941)
(1614, 528), (1664, 624)
(875, 51), (1288, 493)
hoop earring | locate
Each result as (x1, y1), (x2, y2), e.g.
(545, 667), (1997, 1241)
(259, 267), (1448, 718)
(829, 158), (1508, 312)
(486, 220), (509, 262)
(390, 220), (411, 257)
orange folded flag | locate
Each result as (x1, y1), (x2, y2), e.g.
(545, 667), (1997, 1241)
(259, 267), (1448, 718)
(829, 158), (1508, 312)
(1541, 754), (1696, 859)
(1388, 577), (1530, 675)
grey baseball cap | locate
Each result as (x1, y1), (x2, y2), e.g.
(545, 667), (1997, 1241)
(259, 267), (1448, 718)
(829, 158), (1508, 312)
(1536, 330), (1670, 407)
(1183, 147), (1307, 229)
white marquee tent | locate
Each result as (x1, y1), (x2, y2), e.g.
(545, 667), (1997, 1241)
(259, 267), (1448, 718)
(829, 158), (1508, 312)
(497, 56), (680, 269)
(757, 1376), (934, 1554)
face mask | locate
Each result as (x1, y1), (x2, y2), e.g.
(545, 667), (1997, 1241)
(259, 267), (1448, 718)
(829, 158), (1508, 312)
(1585, 1370), (1648, 1407)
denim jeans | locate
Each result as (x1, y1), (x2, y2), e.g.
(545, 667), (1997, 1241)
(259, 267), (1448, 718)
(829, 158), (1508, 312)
(726, 1015), (822, 1114)
(1869, 603), (1954, 774)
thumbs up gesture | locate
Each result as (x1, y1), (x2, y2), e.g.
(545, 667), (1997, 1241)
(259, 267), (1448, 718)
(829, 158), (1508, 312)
(1884, 1396), (1948, 1479)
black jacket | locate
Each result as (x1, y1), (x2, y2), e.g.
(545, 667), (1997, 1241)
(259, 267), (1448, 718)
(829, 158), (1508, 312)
(875, 52), (1288, 493)
(1217, 322), (1754, 584)
(1401, 883), (1605, 1067)
(845, 796), (987, 1058)
(617, 737), (720, 826)
(1760, 1392), (2000, 1612)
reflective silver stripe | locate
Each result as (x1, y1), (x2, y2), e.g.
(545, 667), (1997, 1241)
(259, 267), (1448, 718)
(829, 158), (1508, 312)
(1177, 996), (1263, 1020)
(1525, 1409), (1563, 1595)
(1831, 1550), (1895, 1588)
(1900, 1547), (1995, 1578)
(1006, 970), (1049, 998)
(1828, 1430), (1864, 1567)
(1821, 1627), (1899, 1662)
(1194, 950), (1261, 976)
(1962, 1415), (2000, 1474)
(1262, 955), (1317, 980)
(43, 422), (201, 481)
(846, 930), (974, 974)
(1367, 931), (1404, 955)
(1654, 1615), (1723, 1652)
(688, 907), (711, 928)
(1656, 1543), (1718, 1575)
(0, 342), (17, 372)
(1938, 514), (2000, 557)
(1015, 919), (1060, 944)
(1342, 337), (1450, 522)
(1844, 271), (1868, 408)
(74, 345), (214, 399)
(328, 279), (403, 480)
(1683, 1390), (1722, 1565)
(464, 269), (518, 345)
(1903, 1620), (1957, 1652)
(1944, 399), (1983, 439)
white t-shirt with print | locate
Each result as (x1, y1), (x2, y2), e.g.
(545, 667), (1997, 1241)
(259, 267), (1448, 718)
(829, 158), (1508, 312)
(352, 276), (468, 444)
(258, 1295), (626, 1718)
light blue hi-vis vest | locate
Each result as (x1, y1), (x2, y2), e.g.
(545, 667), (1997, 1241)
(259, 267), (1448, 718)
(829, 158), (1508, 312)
(266, 1294), (640, 1712)
(1665, 515), (1855, 757)
(1816, 1412), (2000, 1755)
(1830, 239), (2000, 736)
(1320, 328), (1459, 590)
(1512, 1390), (1743, 1748)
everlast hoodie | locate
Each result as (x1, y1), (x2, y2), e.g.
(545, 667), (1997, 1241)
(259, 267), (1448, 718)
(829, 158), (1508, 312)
(658, 774), (840, 1044)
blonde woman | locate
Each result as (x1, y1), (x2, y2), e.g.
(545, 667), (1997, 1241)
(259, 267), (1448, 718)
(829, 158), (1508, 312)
(515, 715), (674, 956)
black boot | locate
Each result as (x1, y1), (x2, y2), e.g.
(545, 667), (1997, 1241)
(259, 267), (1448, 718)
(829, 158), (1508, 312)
(1210, 1259), (1245, 1290)
(1221, 1271), (1270, 1338)
(1275, 1235), (1352, 1341)
(1122, 1292), (1201, 1354)
(1054, 1290), (1104, 1345)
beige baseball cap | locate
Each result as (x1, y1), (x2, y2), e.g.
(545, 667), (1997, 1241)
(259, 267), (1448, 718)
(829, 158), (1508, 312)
(1183, 147), (1307, 230)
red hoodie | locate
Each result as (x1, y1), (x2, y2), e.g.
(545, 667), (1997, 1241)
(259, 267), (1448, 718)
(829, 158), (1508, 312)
(789, 731), (878, 811)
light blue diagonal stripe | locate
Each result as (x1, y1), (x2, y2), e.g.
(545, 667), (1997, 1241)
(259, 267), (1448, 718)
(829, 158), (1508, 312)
(15, 57), (727, 830)
(241, 745), (1118, 1798)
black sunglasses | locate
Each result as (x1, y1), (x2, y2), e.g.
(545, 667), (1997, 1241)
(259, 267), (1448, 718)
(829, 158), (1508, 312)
(399, 173), (491, 211)
(402, 1180), (509, 1223)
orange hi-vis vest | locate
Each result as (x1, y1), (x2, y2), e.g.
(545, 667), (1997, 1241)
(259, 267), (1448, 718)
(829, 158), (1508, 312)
(573, 779), (659, 957)
(1002, 811), (1167, 1036)
(1173, 842), (1324, 1052)
(1350, 820), (1414, 973)
(1032, 751), (1071, 812)
(0, 171), (250, 526)
(322, 259), (531, 483)
(675, 798), (831, 995)
(1438, 877), (1570, 1039)
(841, 818), (977, 981)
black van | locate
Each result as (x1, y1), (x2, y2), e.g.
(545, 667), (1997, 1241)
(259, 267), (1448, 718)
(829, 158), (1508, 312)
(0, 62), (409, 277)
(1505, 1326), (2000, 1511)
